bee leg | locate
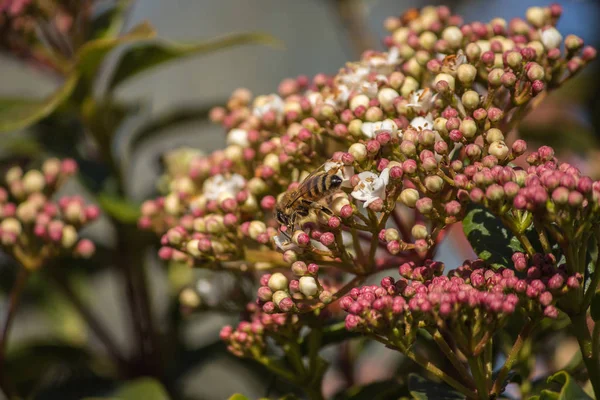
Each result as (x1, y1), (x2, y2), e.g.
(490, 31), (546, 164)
(301, 200), (333, 216)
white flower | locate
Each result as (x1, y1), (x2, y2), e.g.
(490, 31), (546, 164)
(406, 88), (436, 113)
(409, 115), (434, 131)
(324, 161), (355, 188)
(351, 168), (390, 208)
(361, 118), (398, 138)
(252, 94), (284, 118)
(226, 128), (249, 147)
(273, 232), (302, 252)
(202, 173), (245, 201)
(299, 276), (318, 297)
(541, 27), (562, 50)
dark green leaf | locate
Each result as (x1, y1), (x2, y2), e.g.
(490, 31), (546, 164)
(462, 205), (525, 269)
(76, 22), (156, 82)
(97, 193), (140, 223)
(89, 0), (132, 40)
(537, 371), (593, 400)
(114, 378), (170, 400)
(591, 291), (600, 321)
(408, 374), (465, 400)
(0, 73), (79, 133)
(108, 32), (282, 90)
(333, 378), (408, 399)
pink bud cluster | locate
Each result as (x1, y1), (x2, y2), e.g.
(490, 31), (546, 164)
(342, 256), (578, 353)
(0, 159), (97, 269)
(220, 302), (299, 358)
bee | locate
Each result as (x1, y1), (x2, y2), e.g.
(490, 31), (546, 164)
(276, 163), (344, 232)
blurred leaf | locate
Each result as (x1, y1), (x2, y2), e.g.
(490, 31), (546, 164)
(591, 291), (600, 321)
(89, 0), (132, 40)
(333, 378), (408, 399)
(408, 374), (465, 400)
(228, 395), (250, 400)
(42, 282), (88, 345)
(5, 340), (108, 397)
(82, 96), (141, 152)
(536, 371), (593, 400)
(108, 32), (282, 90)
(97, 193), (140, 223)
(0, 73), (79, 133)
(113, 378), (170, 400)
(463, 205), (525, 269)
(76, 21), (156, 82)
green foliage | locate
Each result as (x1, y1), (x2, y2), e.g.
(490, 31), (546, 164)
(108, 32), (282, 91)
(462, 205), (526, 268)
(113, 378), (171, 400)
(528, 371), (593, 400)
(97, 193), (141, 224)
(228, 395), (250, 400)
(333, 378), (408, 399)
(89, 0), (133, 40)
(408, 374), (465, 399)
(0, 73), (79, 133)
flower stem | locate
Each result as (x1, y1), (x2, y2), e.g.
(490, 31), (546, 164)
(47, 270), (128, 369)
(467, 356), (489, 400)
(432, 331), (476, 389)
(0, 268), (29, 398)
(490, 321), (535, 397)
(405, 349), (478, 399)
(571, 313), (600, 399)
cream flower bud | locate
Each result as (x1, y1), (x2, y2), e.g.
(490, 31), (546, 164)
(489, 141), (509, 160)
(224, 145), (243, 163)
(240, 194), (258, 213)
(348, 143), (368, 162)
(42, 158), (61, 177)
(526, 6), (546, 28)
(23, 170), (45, 193)
(400, 188), (420, 208)
(248, 221), (267, 240)
(164, 193), (180, 215)
(248, 177), (268, 195)
(1, 218), (22, 235)
(350, 94), (369, 111)
(457, 64), (477, 86)
(400, 76), (419, 97)
(226, 128), (249, 147)
(61, 225), (78, 248)
(331, 196), (350, 215)
(442, 26), (463, 48)
(268, 272), (289, 291)
(377, 88), (399, 108)
(541, 27), (562, 50)
(263, 153), (281, 173)
(5, 167), (22, 184)
(272, 290), (290, 306)
(485, 128), (504, 143)
(434, 73), (455, 91)
(419, 31), (437, 50)
(299, 276), (318, 297)
(186, 239), (202, 257)
(193, 217), (206, 232)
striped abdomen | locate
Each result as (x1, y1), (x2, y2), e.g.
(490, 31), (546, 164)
(302, 173), (343, 201)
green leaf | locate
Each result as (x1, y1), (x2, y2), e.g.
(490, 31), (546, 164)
(108, 32), (281, 90)
(228, 395), (250, 400)
(0, 73), (79, 133)
(76, 21), (156, 82)
(462, 205), (525, 269)
(537, 371), (593, 400)
(89, 0), (132, 40)
(97, 193), (140, 224)
(408, 374), (465, 400)
(591, 291), (600, 321)
(584, 235), (598, 295)
(114, 378), (170, 400)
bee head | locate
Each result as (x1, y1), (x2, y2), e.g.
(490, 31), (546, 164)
(331, 174), (343, 188)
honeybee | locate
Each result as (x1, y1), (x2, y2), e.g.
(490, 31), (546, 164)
(276, 162), (344, 232)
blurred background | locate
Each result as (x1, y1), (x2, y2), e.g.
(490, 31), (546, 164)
(1, 0), (599, 399)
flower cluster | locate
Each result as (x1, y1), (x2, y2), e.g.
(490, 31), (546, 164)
(220, 302), (299, 358)
(0, 0), (102, 72)
(343, 255), (579, 354)
(0, 159), (97, 269)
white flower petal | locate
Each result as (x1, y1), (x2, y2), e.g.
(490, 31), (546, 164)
(226, 129), (249, 147)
